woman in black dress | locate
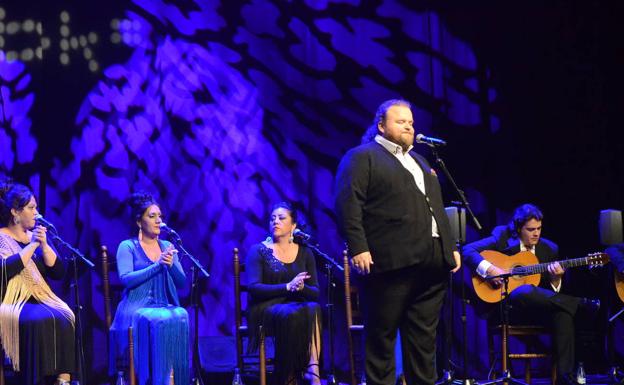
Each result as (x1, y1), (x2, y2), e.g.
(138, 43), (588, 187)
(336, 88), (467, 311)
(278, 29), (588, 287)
(246, 202), (322, 385)
(0, 181), (75, 385)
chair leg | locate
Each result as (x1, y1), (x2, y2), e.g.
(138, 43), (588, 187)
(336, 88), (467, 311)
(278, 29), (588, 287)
(129, 326), (137, 385)
(524, 359), (531, 384)
(259, 326), (266, 385)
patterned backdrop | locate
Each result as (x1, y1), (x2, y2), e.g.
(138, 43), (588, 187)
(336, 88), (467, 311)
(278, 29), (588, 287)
(1, 0), (622, 383)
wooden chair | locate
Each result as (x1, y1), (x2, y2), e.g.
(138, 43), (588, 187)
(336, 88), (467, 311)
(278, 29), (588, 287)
(343, 250), (365, 385)
(101, 245), (137, 385)
(233, 247), (268, 385)
(488, 322), (557, 384)
(343, 250), (409, 385)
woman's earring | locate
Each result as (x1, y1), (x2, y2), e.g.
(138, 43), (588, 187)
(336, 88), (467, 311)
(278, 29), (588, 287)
(288, 232), (294, 243)
(13, 216), (20, 225)
(138, 227), (143, 241)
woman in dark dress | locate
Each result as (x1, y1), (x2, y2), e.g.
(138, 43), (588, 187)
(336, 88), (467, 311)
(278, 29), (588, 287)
(0, 181), (75, 385)
(246, 202), (322, 385)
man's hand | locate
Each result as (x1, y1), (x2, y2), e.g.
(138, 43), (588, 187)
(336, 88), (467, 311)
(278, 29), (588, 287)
(351, 251), (374, 274)
(547, 261), (564, 287)
(486, 265), (507, 287)
(451, 251), (461, 273)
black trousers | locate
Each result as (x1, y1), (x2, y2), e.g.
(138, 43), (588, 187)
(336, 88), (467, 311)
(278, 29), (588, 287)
(360, 238), (447, 385)
(508, 284), (581, 376)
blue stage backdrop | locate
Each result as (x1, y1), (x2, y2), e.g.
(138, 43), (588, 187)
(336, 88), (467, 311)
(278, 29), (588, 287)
(1, 0), (623, 382)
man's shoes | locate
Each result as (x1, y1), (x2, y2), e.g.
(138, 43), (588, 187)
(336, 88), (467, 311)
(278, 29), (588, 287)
(578, 298), (601, 317)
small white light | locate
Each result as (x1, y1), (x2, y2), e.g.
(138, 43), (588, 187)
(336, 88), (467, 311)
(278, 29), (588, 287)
(0, 22), (4, 34)
(121, 19), (131, 31)
(7, 21), (20, 35)
(0, 36), (4, 48)
(22, 19), (35, 32)
(60, 25), (70, 37)
(79, 35), (87, 47)
(89, 60), (99, 72)
(60, 52), (69, 65)
(0, 8), (5, 20)
(88, 32), (98, 44)
(60, 11), (70, 23)
(60, 38), (69, 51)
(6, 50), (18, 61)
(20, 48), (34, 61)
(83, 47), (92, 59)
(41, 37), (51, 49)
(36, 22), (42, 35)
(70, 37), (78, 49)
(35, 46), (42, 59)
(111, 32), (121, 44)
(110, 19), (119, 30)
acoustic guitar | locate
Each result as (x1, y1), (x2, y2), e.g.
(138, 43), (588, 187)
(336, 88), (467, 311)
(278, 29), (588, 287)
(615, 269), (624, 303)
(472, 250), (609, 303)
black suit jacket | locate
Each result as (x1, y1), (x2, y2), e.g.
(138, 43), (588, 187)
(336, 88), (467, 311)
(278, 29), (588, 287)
(334, 141), (457, 273)
(462, 225), (560, 291)
(606, 243), (624, 274)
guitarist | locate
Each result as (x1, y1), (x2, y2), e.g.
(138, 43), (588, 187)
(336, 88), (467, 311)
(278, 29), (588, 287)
(463, 203), (600, 385)
(605, 243), (624, 275)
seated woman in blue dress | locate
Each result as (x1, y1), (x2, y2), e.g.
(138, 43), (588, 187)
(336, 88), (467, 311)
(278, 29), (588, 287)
(246, 202), (322, 385)
(109, 192), (189, 385)
(0, 180), (76, 385)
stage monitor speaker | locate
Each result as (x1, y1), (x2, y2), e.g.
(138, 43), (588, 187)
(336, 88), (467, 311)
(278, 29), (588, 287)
(445, 206), (466, 244)
(198, 336), (237, 373)
(599, 209), (623, 246)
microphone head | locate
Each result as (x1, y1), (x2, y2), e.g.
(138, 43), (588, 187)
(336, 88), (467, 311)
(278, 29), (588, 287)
(159, 222), (168, 228)
(35, 214), (43, 221)
(415, 133), (425, 142)
(293, 229), (311, 241)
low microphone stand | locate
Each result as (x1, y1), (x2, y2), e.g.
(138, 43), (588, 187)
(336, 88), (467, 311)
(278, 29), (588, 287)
(606, 285), (624, 384)
(162, 228), (210, 385)
(424, 143), (481, 385)
(46, 226), (95, 385)
(479, 273), (528, 385)
(302, 240), (343, 385)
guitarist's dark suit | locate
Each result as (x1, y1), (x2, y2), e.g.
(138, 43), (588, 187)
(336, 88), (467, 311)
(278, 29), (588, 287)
(335, 140), (457, 385)
(463, 225), (582, 379)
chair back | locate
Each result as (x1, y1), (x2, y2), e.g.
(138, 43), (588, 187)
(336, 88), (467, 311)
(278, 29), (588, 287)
(233, 247), (246, 369)
(101, 244), (137, 385)
(343, 250), (365, 385)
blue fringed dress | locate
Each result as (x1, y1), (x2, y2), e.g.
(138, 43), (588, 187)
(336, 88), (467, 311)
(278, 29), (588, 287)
(109, 239), (189, 385)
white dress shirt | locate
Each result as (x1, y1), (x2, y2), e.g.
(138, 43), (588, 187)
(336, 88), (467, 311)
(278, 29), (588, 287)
(374, 135), (439, 237)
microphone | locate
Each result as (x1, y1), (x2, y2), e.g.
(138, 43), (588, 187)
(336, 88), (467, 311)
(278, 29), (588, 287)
(35, 214), (57, 231)
(159, 222), (180, 237)
(416, 133), (447, 147)
(293, 229), (311, 241)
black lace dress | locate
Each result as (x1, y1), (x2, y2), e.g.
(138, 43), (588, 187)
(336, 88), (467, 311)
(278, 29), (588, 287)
(246, 243), (321, 385)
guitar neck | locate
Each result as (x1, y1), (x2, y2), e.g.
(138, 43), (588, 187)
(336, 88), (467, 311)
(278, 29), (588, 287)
(512, 256), (592, 276)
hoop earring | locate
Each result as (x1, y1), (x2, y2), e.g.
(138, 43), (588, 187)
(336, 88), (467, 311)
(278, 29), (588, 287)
(13, 216), (20, 225)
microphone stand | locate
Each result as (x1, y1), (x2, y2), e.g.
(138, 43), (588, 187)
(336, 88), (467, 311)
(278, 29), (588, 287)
(300, 239), (343, 385)
(162, 228), (209, 385)
(423, 143), (481, 385)
(46, 226), (95, 385)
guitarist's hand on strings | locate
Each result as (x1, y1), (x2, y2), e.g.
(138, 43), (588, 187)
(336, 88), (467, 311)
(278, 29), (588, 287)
(547, 262), (564, 287)
(486, 265), (507, 288)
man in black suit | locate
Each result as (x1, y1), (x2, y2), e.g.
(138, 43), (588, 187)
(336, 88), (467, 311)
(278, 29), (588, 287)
(462, 203), (600, 385)
(334, 99), (461, 385)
